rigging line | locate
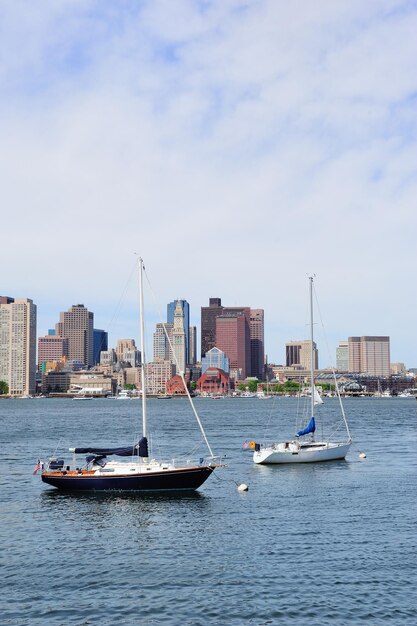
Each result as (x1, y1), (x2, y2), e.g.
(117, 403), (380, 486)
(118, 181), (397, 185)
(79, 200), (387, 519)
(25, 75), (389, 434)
(142, 266), (215, 458)
(312, 284), (351, 441)
(103, 257), (139, 339)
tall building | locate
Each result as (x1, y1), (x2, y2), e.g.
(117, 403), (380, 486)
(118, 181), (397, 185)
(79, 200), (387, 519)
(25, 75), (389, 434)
(286, 340), (318, 370)
(153, 323), (173, 362)
(336, 341), (349, 371)
(93, 329), (108, 365)
(216, 313), (249, 379)
(189, 326), (197, 366)
(201, 298), (224, 358)
(116, 339), (136, 362)
(167, 300), (189, 365)
(250, 309), (265, 379)
(56, 304), (94, 368)
(38, 335), (69, 369)
(172, 300), (186, 374)
(348, 336), (390, 376)
(0, 298), (37, 396)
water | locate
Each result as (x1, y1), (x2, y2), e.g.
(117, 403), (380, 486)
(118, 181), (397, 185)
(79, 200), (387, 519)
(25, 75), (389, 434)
(0, 397), (416, 625)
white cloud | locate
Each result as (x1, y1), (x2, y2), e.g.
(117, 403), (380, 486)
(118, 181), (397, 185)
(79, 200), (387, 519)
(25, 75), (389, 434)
(0, 0), (416, 365)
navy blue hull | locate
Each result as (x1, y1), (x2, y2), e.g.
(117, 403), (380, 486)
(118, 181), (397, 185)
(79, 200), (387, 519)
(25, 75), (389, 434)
(41, 466), (215, 492)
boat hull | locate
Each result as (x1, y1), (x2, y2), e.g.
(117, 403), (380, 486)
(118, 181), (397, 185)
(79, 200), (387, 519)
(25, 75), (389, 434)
(253, 441), (351, 464)
(41, 465), (215, 492)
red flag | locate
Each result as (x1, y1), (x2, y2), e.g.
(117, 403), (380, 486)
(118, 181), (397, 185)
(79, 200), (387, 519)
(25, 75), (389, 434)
(33, 460), (41, 475)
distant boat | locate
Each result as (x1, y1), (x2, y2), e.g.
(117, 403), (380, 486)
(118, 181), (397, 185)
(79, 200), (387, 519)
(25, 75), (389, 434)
(73, 396), (93, 401)
(38, 257), (221, 492)
(251, 276), (352, 465)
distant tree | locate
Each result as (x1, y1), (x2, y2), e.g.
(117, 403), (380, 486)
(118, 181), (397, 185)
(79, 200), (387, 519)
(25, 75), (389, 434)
(0, 380), (9, 395)
(125, 384), (136, 390)
(190, 381), (197, 391)
(248, 380), (258, 393)
(238, 383), (246, 391)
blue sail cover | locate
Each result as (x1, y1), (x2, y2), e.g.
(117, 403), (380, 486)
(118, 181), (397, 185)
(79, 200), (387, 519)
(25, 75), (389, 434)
(73, 437), (148, 457)
(297, 417), (316, 437)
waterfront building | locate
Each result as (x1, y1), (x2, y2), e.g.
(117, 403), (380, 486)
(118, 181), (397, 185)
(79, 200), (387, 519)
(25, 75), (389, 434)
(167, 300), (190, 365)
(166, 373), (190, 396)
(336, 341), (349, 371)
(0, 297), (37, 396)
(201, 298), (224, 358)
(286, 340), (318, 370)
(197, 367), (230, 395)
(153, 323), (173, 362)
(69, 373), (116, 396)
(348, 336), (390, 376)
(172, 300), (186, 374)
(201, 347), (230, 374)
(56, 304), (94, 369)
(93, 329), (108, 365)
(145, 361), (176, 395)
(250, 309), (265, 379)
(41, 371), (70, 394)
(38, 335), (69, 370)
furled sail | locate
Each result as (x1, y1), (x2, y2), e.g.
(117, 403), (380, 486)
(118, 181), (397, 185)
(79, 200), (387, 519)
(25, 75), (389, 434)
(71, 437), (148, 457)
(297, 417), (316, 437)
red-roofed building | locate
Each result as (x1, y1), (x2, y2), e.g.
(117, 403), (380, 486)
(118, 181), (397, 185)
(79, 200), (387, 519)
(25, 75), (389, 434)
(166, 374), (188, 395)
(197, 368), (230, 396)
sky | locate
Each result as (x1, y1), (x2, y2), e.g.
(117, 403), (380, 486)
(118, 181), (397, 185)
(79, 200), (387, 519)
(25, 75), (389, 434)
(1, 0), (416, 368)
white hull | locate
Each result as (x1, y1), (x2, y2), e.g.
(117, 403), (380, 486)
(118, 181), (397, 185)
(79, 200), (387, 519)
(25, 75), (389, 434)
(253, 440), (351, 464)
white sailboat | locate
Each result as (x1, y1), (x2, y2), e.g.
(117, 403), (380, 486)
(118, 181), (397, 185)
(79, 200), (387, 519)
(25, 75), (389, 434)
(253, 276), (352, 465)
(40, 258), (221, 491)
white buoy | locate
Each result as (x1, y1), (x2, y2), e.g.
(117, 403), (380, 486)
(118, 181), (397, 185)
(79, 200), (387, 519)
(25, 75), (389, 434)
(359, 452), (367, 459)
(237, 483), (249, 492)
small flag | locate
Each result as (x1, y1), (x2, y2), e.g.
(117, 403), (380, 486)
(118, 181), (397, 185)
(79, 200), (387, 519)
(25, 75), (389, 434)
(243, 440), (250, 449)
(32, 460), (41, 475)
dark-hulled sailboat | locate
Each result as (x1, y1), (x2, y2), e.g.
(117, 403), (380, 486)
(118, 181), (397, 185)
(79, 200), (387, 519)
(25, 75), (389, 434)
(39, 257), (221, 492)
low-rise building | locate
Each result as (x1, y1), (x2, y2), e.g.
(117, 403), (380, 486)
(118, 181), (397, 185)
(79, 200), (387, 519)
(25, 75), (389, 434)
(197, 368), (230, 396)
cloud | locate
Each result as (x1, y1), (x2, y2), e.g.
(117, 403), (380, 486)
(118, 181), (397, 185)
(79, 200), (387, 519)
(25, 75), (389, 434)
(0, 0), (416, 365)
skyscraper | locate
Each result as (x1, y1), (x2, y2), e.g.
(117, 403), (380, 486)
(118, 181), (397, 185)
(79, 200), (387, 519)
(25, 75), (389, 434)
(336, 341), (349, 371)
(216, 313), (249, 379)
(172, 300), (186, 374)
(286, 340), (318, 370)
(167, 300), (190, 365)
(0, 297), (37, 396)
(189, 325), (197, 366)
(250, 309), (265, 379)
(153, 323), (173, 361)
(201, 298), (223, 358)
(56, 304), (94, 368)
(93, 329), (108, 365)
(348, 336), (390, 376)
(38, 335), (69, 369)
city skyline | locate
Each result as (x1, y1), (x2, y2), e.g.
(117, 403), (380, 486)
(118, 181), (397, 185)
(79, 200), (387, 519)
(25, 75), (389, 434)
(1, 3), (416, 367)
(4, 289), (412, 371)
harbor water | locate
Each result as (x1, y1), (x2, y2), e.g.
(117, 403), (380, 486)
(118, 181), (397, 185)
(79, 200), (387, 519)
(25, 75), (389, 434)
(0, 397), (416, 625)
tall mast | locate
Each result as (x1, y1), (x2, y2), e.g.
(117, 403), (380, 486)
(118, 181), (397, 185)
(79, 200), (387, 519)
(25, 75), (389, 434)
(139, 257), (147, 440)
(309, 275), (315, 422)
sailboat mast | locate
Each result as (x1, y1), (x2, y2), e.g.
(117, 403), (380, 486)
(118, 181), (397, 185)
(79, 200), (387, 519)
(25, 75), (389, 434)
(139, 257), (147, 440)
(309, 275), (315, 421)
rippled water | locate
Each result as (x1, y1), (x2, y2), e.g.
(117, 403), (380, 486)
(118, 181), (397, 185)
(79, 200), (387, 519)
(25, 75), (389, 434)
(1, 397), (416, 625)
